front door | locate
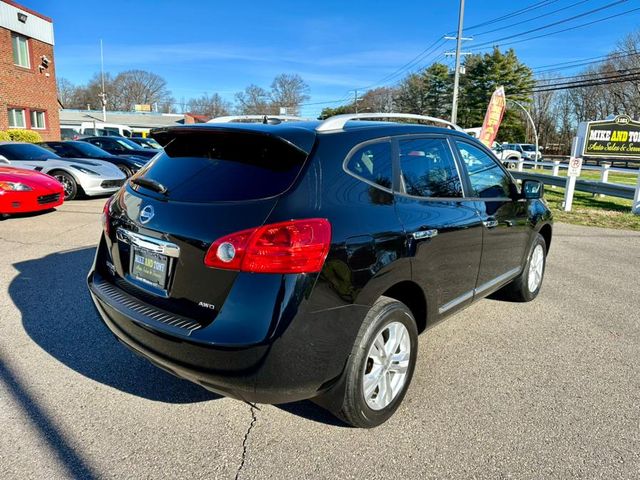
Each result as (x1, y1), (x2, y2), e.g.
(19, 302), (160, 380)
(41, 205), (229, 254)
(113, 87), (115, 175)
(453, 140), (531, 294)
(393, 136), (483, 318)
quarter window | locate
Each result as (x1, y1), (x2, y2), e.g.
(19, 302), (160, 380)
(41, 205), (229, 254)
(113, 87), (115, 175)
(455, 141), (512, 198)
(346, 142), (393, 190)
(31, 111), (46, 129)
(399, 138), (462, 198)
(12, 34), (30, 68)
(8, 108), (26, 128)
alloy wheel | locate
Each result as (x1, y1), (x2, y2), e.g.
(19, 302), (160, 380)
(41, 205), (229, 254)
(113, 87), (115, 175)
(55, 174), (73, 199)
(362, 321), (411, 410)
(528, 244), (544, 292)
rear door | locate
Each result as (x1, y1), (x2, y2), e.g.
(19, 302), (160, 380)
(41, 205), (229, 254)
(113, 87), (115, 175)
(452, 139), (530, 294)
(393, 135), (483, 317)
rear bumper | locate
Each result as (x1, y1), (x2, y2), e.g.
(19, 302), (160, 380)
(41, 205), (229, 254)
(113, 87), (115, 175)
(88, 270), (368, 404)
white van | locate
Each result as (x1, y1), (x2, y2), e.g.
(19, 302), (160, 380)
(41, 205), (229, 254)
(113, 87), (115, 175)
(75, 122), (133, 138)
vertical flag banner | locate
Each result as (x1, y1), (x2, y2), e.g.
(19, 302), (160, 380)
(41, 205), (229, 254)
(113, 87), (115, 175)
(479, 86), (506, 147)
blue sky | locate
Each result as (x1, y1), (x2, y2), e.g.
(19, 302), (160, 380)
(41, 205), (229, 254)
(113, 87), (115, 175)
(28, 0), (640, 117)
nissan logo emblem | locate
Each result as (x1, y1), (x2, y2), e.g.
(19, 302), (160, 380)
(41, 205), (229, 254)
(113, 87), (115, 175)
(139, 205), (155, 224)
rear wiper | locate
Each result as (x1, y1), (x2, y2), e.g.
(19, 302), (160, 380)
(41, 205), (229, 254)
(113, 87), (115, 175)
(130, 177), (168, 195)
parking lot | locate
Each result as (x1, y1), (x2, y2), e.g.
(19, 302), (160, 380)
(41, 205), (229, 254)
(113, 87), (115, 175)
(0, 199), (638, 479)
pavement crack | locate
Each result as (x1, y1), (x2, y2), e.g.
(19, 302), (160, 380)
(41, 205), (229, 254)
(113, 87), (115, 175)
(235, 403), (258, 480)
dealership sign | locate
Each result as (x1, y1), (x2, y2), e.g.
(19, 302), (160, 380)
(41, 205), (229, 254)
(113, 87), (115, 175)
(580, 114), (640, 158)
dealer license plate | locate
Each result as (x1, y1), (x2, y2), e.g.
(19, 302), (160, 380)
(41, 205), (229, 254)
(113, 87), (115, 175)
(131, 247), (168, 288)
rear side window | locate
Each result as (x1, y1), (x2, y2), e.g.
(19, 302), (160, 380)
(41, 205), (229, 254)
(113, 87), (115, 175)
(455, 141), (512, 198)
(345, 142), (392, 190)
(399, 138), (462, 198)
(136, 131), (308, 202)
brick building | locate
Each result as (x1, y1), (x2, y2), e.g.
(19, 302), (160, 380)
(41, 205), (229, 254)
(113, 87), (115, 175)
(0, 0), (59, 140)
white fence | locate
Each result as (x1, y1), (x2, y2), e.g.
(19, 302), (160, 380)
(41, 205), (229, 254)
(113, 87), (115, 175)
(506, 159), (640, 215)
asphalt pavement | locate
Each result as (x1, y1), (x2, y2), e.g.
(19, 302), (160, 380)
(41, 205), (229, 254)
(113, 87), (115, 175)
(0, 199), (639, 479)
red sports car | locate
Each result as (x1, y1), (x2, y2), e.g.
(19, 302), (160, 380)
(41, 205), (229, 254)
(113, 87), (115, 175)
(0, 166), (64, 215)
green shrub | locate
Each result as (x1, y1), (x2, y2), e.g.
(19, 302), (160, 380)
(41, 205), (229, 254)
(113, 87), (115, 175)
(7, 129), (43, 143)
(0, 131), (9, 141)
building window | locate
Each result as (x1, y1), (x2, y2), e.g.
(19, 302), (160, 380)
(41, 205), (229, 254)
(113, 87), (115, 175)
(8, 109), (26, 128)
(30, 111), (46, 129)
(11, 34), (30, 68)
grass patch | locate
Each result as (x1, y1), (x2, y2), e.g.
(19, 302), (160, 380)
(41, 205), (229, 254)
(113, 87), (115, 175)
(525, 167), (638, 185)
(543, 188), (640, 231)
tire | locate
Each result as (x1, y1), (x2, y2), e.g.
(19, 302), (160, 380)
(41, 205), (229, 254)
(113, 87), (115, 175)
(501, 233), (547, 302)
(333, 296), (418, 428)
(116, 164), (132, 177)
(52, 171), (78, 201)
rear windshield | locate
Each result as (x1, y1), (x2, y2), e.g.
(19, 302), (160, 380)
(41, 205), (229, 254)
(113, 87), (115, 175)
(135, 131), (308, 202)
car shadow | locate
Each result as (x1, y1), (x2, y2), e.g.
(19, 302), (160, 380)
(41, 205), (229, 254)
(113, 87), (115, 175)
(0, 208), (58, 220)
(275, 400), (349, 428)
(9, 247), (218, 403)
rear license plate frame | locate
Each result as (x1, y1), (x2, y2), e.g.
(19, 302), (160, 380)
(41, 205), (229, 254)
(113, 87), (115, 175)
(130, 246), (169, 290)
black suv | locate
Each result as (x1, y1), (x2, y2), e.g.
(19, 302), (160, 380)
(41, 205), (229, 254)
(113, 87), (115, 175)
(88, 114), (552, 428)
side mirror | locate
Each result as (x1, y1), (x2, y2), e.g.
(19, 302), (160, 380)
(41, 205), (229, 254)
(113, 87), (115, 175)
(522, 180), (543, 199)
(0, 155), (9, 164)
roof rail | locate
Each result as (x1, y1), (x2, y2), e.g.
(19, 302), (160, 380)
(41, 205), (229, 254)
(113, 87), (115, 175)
(208, 115), (305, 124)
(315, 113), (463, 132)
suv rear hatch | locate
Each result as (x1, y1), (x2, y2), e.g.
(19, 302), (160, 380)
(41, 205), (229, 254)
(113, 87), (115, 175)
(99, 126), (315, 330)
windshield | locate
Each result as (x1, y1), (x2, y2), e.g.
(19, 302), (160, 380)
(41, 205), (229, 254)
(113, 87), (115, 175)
(521, 144), (536, 151)
(0, 144), (60, 160)
(140, 138), (162, 149)
(71, 142), (111, 157)
(117, 138), (144, 150)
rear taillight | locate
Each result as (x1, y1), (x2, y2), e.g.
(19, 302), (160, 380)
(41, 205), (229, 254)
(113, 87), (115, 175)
(102, 197), (112, 235)
(205, 218), (331, 274)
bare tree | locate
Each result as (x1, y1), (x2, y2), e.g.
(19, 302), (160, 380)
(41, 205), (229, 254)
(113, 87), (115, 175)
(269, 74), (310, 115)
(112, 70), (172, 111)
(235, 84), (275, 114)
(56, 77), (77, 108)
(187, 93), (232, 117)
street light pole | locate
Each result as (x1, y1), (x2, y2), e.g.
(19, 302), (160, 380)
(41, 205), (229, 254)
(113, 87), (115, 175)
(508, 99), (539, 169)
(450, 0), (465, 124)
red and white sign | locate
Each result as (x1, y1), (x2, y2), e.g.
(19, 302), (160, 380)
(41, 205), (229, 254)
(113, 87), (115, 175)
(567, 157), (583, 177)
(478, 86), (506, 148)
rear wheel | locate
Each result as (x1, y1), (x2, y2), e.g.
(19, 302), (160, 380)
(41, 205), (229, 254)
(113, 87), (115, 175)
(116, 164), (132, 177)
(332, 296), (418, 428)
(52, 171), (78, 200)
(501, 233), (547, 302)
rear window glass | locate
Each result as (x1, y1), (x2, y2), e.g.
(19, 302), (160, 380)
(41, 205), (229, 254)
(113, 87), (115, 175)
(134, 131), (308, 202)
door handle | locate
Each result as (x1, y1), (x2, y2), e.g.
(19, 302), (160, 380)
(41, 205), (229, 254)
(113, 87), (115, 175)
(483, 218), (499, 229)
(412, 229), (438, 240)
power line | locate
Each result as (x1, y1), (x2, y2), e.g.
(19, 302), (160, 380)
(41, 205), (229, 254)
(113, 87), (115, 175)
(470, 0), (631, 50)
(536, 66), (640, 84)
(461, 0), (559, 32)
(472, 0), (591, 37)
(357, 37), (447, 91)
(532, 71), (640, 92)
(533, 51), (640, 74)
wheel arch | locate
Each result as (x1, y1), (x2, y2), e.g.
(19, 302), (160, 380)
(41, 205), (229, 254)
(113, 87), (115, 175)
(538, 223), (552, 253)
(381, 281), (428, 334)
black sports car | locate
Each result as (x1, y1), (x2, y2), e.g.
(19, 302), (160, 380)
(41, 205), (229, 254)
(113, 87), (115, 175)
(80, 136), (158, 160)
(39, 141), (147, 177)
(129, 137), (162, 150)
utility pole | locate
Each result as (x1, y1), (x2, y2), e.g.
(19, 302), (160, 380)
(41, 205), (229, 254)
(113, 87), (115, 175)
(354, 89), (358, 114)
(447, 0), (469, 124)
(99, 39), (107, 122)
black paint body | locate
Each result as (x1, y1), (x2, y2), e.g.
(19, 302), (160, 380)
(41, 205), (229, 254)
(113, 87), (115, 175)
(87, 121), (552, 403)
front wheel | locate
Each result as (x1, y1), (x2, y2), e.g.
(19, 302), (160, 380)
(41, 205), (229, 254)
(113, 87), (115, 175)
(52, 171), (78, 200)
(332, 296), (418, 428)
(501, 233), (547, 302)
(116, 164), (132, 177)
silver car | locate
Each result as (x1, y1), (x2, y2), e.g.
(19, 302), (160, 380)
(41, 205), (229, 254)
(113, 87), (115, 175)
(0, 142), (126, 200)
